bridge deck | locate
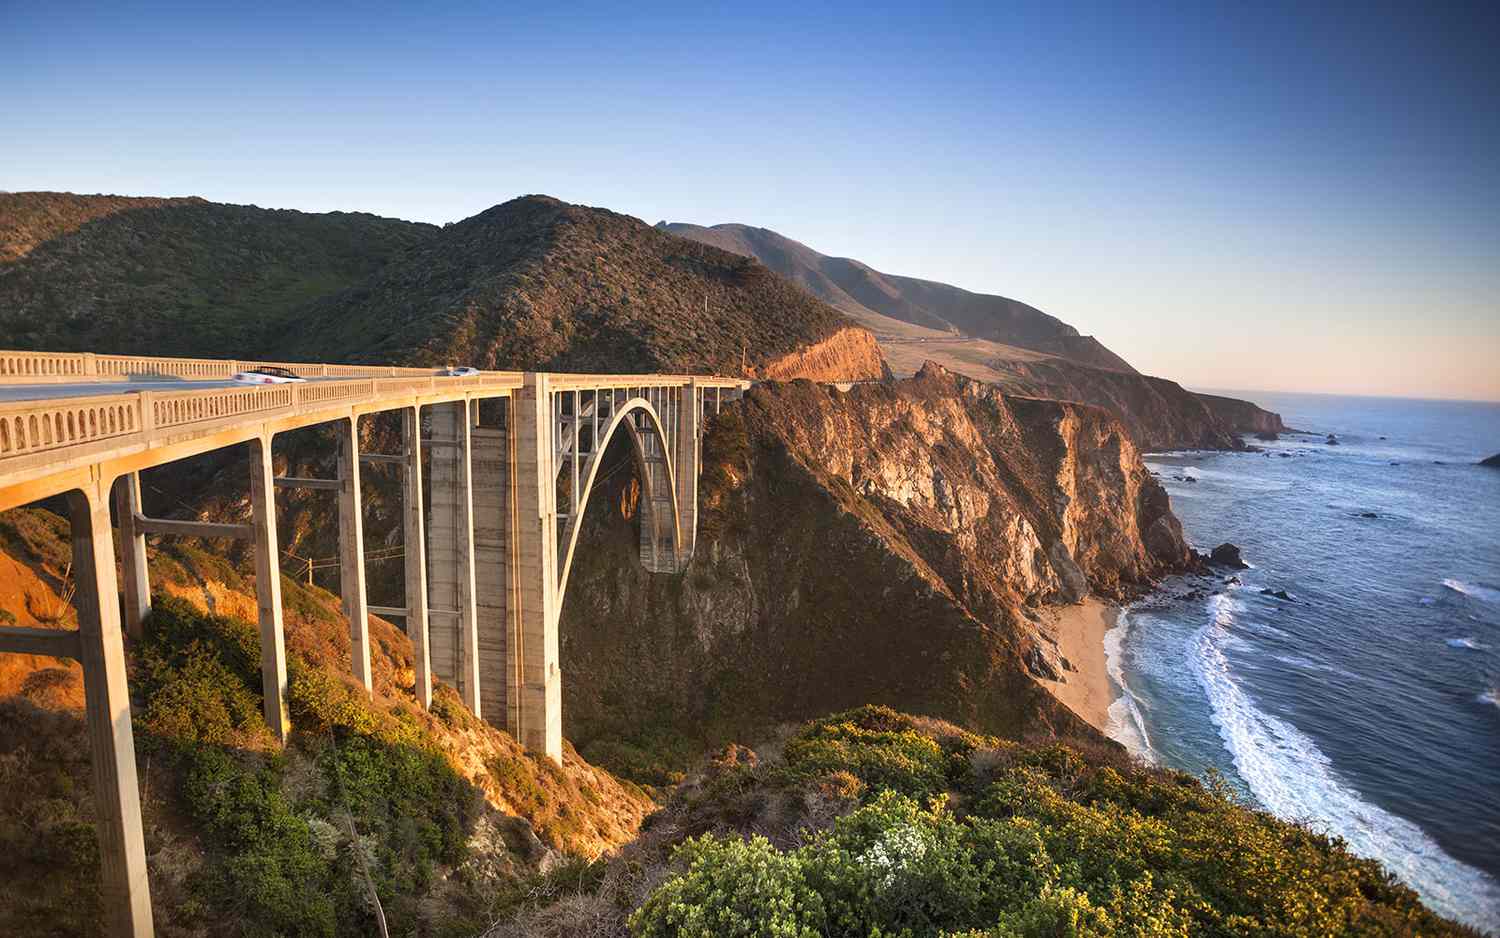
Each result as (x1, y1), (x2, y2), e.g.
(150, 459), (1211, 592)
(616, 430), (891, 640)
(0, 350), (745, 512)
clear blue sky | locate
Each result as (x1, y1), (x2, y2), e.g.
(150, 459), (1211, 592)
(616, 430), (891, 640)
(4, 1), (1497, 399)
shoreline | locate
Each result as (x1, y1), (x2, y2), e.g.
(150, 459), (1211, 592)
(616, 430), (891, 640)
(1038, 597), (1121, 737)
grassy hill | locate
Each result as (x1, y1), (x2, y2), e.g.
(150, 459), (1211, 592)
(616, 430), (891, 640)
(659, 221), (1137, 373)
(287, 196), (882, 378)
(0, 192), (436, 358)
(0, 192), (883, 381)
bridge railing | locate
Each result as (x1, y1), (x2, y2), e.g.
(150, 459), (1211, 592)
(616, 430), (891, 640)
(0, 373), (524, 461)
(0, 392), (143, 458)
(0, 349), (449, 384)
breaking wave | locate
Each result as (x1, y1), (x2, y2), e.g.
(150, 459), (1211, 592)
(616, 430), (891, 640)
(1103, 609), (1155, 763)
(1192, 594), (1500, 929)
(1446, 637), (1490, 650)
(1443, 579), (1500, 603)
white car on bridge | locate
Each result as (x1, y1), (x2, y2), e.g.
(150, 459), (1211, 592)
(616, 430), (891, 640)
(232, 366), (307, 384)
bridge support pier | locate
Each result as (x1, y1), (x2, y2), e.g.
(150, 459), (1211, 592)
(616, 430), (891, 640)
(471, 415), (514, 736)
(403, 407), (433, 709)
(248, 435), (290, 741)
(336, 417), (371, 692)
(112, 471), (150, 639)
(69, 486), (154, 938)
(426, 402), (481, 715)
(674, 381), (700, 567)
(513, 374), (562, 762)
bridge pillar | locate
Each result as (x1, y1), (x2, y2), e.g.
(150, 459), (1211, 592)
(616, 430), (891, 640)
(513, 374), (562, 762)
(248, 435), (290, 741)
(472, 414), (514, 734)
(403, 406), (433, 710)
(426, 401), (481, 716)
(336, 417), (371, 692)
(69, 486), (154, 938)
(111, 471), (150, 639)
(674, 381), (700, 568)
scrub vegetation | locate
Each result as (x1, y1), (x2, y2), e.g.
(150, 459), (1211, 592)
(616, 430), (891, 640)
(0, 508), (653, 938)
(498, 706), (1479, 938)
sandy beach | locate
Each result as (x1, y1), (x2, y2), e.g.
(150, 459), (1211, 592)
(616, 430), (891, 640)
(1039, 598), (1120, 735)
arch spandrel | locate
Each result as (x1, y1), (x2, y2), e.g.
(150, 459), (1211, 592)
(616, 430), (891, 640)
(554, 395), (684, 602)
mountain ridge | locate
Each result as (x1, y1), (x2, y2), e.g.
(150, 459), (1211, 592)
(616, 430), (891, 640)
(288, 196), (884, 380)
(659, 220), (1138, 373)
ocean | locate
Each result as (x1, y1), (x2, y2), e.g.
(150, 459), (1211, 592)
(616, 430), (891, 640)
(1105, 391), (1500, 931)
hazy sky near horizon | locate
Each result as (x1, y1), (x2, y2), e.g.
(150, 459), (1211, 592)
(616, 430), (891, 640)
(4, 2), (1498, 400)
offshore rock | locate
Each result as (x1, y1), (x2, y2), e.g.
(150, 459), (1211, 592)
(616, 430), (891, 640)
(1210, 543), (1249, 569)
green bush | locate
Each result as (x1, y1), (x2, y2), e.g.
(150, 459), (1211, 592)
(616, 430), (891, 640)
(630, 834), (826, 938)
(136, 595), (482, 935)
(137, 596), (267, 747)
(629, 716), (1469, 938)
(781, 706), (954, 799)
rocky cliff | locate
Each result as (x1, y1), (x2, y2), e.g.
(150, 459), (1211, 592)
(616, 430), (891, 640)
(978, 352), (1246, 450)
(1194, 391), (1289, 435)
(557, 364), (1196, 773)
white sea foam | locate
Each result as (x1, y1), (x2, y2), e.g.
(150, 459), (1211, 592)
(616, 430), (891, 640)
(1443, 579), (1500, 603)
(1446, 637), (1490, 650)
(1270, 653), (1359, 680)
(1480, 689), (1500, 710)
(1102, 609), (1156, 763)
(1193, 594), (1500, 930)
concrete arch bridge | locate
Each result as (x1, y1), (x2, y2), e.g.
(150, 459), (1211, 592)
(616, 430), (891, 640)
(0, 349), (746, 937)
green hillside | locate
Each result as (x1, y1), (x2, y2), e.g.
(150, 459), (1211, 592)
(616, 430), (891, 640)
(0, 192), (435, 358)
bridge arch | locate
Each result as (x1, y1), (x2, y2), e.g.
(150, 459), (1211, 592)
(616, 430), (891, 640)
(555, 395), (683, 603)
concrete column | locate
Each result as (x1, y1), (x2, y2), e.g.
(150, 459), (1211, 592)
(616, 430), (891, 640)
(248, 435), (290, 741)
(68, 486), (154, 937)
(426, 402), (481, 716)
(336, 416), (371, 692)
(512, 374), (562, 762)
(111, 472), (150, 638)
(673, 381), (700, 570)
(472, 420), (511, 733)
(403, 406), (432, 709)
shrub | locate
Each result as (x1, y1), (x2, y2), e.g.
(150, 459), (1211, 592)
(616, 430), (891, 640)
(136, 595), (482, 935)
(628, 712), (1471, 938)
(629, 834), (826, 938)
(781, 706), (952, 799)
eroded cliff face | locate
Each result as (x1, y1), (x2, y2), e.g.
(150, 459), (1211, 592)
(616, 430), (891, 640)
(752, 325), (887, 382)
(558, 363), (1194, 764)
(983, 355), (1243, 450)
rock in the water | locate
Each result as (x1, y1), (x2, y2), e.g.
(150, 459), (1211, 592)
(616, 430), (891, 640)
(1210, 543), (1248, 569)
(1255, 431), (1278, 441)
(1325, 434), (1340, 446)
(1481, 453), (1500, 468)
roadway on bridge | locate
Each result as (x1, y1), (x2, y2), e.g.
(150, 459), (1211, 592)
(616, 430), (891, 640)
(0, 375), (442, 402)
